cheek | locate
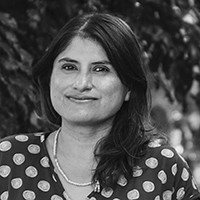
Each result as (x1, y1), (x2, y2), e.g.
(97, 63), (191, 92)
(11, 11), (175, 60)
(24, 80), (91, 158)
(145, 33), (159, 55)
(50, 73), (65, 92)
(50, 75), (62, 102)
(101, 79), (127, 100)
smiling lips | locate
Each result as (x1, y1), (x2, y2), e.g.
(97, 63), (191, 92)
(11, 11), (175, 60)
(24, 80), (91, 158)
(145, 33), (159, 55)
(67, 95), (98, 103)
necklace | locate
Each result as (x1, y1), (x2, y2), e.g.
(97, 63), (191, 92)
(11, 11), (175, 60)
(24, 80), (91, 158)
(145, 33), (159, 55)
(53, 128), (100, 192)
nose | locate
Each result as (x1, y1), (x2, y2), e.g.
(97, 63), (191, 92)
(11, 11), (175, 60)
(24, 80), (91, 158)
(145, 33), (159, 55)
(72, 73), (93, 92)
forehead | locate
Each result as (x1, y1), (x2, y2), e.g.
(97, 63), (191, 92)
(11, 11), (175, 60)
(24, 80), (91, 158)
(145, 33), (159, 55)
(56, 36), (108, 60)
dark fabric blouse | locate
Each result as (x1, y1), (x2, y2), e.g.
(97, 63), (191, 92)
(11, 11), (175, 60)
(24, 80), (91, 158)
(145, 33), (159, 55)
(0, 132), (200, 200)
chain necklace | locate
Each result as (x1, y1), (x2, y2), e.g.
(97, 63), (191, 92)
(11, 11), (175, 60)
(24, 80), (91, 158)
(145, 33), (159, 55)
(53, 128), (100, 192)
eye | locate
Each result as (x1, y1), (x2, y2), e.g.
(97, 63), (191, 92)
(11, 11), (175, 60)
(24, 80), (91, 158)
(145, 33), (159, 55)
(61, 63), (77, 71)
(93, 65), (110, 73)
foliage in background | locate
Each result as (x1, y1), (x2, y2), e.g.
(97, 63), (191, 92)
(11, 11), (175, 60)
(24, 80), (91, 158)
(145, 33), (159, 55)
(0, 0), (200, 140)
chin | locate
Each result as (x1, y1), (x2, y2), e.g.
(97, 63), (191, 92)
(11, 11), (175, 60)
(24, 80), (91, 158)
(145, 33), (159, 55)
(63, 116), (104, 126)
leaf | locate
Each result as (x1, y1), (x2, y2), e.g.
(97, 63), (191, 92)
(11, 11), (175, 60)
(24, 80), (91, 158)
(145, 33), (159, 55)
(0, 12), (18, 29)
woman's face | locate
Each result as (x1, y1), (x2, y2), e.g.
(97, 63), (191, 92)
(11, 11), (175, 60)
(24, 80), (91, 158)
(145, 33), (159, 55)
(50, 36), (130, 126)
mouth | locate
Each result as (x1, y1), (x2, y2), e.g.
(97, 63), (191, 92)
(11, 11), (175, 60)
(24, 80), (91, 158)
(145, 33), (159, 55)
(67, 96), (98, 103)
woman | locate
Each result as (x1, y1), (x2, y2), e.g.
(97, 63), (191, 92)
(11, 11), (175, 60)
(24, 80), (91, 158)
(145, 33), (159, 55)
(0, 13), (199, 200)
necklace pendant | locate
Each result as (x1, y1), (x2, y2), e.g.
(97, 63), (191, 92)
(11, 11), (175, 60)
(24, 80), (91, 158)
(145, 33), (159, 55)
(94, 180), (100, 193)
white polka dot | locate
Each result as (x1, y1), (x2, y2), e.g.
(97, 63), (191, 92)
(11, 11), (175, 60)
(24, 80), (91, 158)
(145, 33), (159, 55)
(0, 191), (8, 200)
(192, 177), (197, 189)
(181, 168), (189, 181)
(13, 153), (25, 165)
(11, 178), (23, 189)
(142, 181), (155, 192)
(0, 165), (11, 177)
(145, 157), (158, 169)
(163, 190), (172, 200)
(113, 199), (120, 200)
(101, 187), (114, 198)
(25, 166), (38, 178)
(37, 180), (50, 192)
(15, 135), (29, 142)
(127, 189), (140, 200)
(176, 187), (185, 200)
(161, 149), (174, 158)
(158, 170), (167, 184)
(0, 141), (12, 152)
(40, 135), (45, 142)
(117, 175), (127, 186)
(23, 190), (36, 200)
(40, 156), (50, 168)
(132, 166), (143, 177)
(154, 195), (160, 200)
(148, 139), (161, 148)
(51, 195), (63, 200)
(171, 163), (177, 176)
(28, 144), (40, 154)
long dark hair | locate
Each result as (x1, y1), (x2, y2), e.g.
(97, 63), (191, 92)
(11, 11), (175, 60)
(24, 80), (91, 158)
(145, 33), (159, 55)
(33, 13), (159, 188)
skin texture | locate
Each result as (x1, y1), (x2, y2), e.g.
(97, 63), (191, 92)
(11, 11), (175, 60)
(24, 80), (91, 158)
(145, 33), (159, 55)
(48, 36), (131, 200)
(50, 36), (130, 129)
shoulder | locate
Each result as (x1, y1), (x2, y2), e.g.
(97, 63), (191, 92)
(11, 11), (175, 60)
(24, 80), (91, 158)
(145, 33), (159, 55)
(145, 140), (188, 168)
(130, 139), (200, 199)
(0, 132), (53, 195)
(0, 132), (48, 180)
(0, 132), (46, 162)
(114, 141), (200, 200)
(139, 139), (191, 175)
(133, 139), (197, 186)
(0, 132), (45, 149)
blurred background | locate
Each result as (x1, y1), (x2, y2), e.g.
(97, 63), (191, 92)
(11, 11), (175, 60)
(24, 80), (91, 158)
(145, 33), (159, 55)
(0, 0), (200, 187)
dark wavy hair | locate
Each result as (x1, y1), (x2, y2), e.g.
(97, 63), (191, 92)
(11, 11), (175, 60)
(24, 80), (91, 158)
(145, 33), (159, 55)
(32, 13), (158, 188)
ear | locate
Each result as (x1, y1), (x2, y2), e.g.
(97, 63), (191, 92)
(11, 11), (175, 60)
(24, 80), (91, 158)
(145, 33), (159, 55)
(125, 90), (131, 101)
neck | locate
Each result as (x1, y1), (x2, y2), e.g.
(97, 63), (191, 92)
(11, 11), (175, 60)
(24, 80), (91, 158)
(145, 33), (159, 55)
(52, 128), (101, 193)
(52, 120), (112, 186)
(57, 119), (112, 161)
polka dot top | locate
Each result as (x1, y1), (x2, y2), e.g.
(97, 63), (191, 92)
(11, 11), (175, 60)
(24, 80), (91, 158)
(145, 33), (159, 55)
(0, 132), (200, 200)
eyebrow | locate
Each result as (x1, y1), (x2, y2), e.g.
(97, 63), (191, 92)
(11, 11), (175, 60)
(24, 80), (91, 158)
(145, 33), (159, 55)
(92, 60), (111, 65)
(58, 58), (78, 63)
(58, 58), (111, 65)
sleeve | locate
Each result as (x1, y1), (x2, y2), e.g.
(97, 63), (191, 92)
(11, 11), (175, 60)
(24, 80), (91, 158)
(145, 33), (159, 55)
(169, 147), (200, 200)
